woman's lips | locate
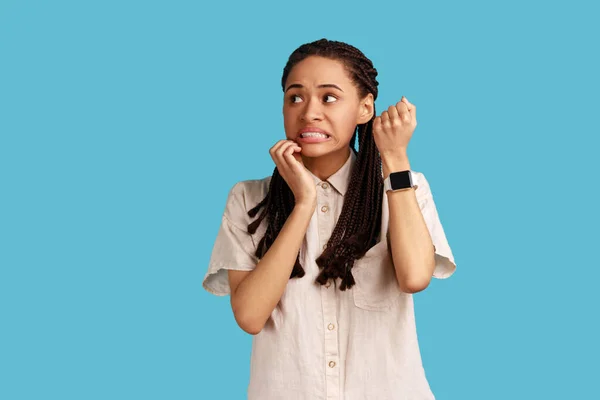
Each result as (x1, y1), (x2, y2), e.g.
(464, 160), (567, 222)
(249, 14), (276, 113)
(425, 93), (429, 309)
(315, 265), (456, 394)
(297, 135), (331, 143)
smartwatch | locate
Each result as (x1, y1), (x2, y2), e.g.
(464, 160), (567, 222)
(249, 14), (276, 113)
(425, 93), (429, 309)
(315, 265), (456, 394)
(383, 170), (418, 193)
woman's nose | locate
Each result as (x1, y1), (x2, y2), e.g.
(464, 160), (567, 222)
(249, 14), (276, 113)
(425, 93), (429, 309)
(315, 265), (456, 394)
(300, 98), (323, 121)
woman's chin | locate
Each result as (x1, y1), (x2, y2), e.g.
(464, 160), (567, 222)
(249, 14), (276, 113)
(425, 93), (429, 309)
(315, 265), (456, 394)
(299, 141), (338, 157)
(299, 146), (329, 158)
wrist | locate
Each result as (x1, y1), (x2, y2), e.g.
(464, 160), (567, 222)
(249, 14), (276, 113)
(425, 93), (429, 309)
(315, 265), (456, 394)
(294, 199), (316, 213)
(381, 151), (411, 178)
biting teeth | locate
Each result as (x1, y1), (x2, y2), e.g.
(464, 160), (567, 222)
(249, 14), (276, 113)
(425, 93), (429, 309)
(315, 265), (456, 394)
(301, 132), (329, 138)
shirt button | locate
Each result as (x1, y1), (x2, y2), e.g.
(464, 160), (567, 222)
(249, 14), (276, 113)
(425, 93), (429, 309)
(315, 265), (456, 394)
(328, 323), (335, 331)
(321, 182), (329, 189)
(329, 361), (336, 368)
(321, 205), (329, 213)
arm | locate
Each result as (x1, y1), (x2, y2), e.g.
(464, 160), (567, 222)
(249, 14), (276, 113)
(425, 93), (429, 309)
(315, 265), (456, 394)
(373, 96), (435, 293)
(228, 202), (314, 335)
(383, 153), (436, 294)
(228, 138), (317, 334)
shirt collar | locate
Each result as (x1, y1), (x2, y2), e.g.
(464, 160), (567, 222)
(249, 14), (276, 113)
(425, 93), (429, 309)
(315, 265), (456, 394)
(309, 150), (356, 196)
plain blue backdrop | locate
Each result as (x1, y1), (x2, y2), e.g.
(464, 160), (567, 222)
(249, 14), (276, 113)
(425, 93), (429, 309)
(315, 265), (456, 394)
(1, 0), (599, 399)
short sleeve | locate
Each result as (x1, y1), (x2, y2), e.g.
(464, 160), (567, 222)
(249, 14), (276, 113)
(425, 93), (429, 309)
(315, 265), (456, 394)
(415, 172), (457, 279)
(202, 182), (260, 296)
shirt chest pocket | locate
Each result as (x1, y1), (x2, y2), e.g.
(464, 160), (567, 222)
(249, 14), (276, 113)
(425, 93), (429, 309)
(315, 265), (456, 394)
(351, 240), (403, 311)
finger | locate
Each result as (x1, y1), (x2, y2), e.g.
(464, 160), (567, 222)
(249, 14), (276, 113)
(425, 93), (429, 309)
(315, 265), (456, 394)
(270, 142), (290, 171)
(395, 100), (409, 114)
(275, 140), (297, 161)
(381, 110), (390, 124)
(387, 104), (400, 123)
(283, 146), (308, 184)
(269, 139), (289, 157)
(283, 145), (304, 170)
(272, 141), (296, 172)
(279, 142), (302, 168)
(271, 140), (290, 164)
(395, 100), (410, 122)
(284, 142), (301, 158)
(373, 116), (382, 133)
(401, 96), (417, 120)
(291, 144), (304, 163)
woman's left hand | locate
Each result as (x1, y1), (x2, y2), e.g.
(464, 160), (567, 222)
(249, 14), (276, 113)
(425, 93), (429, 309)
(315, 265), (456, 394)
(372, 96), (417, 158)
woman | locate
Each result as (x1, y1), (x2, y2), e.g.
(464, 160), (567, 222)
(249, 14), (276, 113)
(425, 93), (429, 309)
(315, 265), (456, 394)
(203, 38), (457, 400)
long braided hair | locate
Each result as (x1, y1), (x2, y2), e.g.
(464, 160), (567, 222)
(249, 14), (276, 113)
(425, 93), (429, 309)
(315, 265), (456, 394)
(247, 38), (383, 291)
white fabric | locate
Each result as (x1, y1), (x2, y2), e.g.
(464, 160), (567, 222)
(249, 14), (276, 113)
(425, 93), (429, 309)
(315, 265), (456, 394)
(203, 150), (457, 399)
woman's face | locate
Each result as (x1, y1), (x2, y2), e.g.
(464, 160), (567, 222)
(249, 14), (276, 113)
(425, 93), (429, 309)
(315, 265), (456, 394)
(282, 56), (373, 159)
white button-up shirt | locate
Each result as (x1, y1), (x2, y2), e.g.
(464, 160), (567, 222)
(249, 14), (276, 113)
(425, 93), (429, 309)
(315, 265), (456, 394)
(203, 150), (457, 399)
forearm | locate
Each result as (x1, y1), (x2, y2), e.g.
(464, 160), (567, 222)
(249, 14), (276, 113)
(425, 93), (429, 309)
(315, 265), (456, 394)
(383, 154), (435, 293)
(232, 202), (314, 331)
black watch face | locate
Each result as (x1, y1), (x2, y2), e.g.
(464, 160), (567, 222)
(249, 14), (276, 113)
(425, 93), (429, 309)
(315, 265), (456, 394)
(390, 171), (412, 189)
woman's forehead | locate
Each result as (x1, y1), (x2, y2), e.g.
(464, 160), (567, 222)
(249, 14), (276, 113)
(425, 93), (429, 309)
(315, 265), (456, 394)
(286, 56), (352, 87)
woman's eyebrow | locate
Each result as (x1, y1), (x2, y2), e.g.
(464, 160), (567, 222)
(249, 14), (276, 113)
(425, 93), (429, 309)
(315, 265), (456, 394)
(285, 83), (344, 93)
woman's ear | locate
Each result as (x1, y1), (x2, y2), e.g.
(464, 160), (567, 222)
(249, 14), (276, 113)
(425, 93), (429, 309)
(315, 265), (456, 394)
(357, 93), (374, 125)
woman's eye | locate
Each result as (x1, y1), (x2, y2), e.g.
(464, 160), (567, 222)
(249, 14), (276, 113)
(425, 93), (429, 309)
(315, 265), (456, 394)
(289, 94), (336, 103)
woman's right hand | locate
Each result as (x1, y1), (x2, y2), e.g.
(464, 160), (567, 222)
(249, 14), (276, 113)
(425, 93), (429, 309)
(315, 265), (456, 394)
(269, 140), (316, 208)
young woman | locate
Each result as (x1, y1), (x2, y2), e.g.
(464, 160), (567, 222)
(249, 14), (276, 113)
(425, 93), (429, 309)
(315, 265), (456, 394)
(203, 38), (457, 400)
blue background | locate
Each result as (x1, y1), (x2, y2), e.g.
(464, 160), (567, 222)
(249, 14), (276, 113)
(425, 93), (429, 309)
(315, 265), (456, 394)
(1, 0), (599, 399)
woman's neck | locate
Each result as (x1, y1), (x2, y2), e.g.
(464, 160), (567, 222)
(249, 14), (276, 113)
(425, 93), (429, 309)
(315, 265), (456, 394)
(301, 146), (351, 181)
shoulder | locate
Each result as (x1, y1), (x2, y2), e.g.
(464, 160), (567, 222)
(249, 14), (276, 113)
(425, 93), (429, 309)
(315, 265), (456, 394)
(224, 175), (272, 228)
(227, 175), (271, 210)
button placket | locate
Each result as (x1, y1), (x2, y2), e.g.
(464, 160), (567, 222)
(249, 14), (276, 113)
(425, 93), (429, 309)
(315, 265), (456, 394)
(316, 183), (332, 256)
(322, 287), (339, 398)
(316, 180), (340, 399)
